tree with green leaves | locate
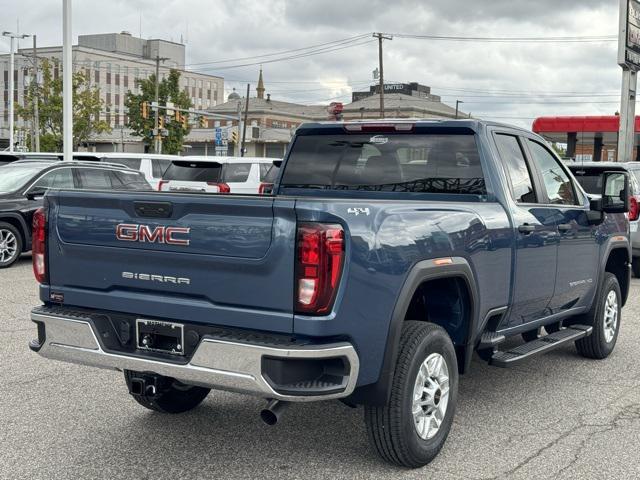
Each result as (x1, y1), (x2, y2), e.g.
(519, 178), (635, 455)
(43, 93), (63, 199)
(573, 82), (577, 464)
(125, 69), (192, 154)
(18, 58), (110, 152)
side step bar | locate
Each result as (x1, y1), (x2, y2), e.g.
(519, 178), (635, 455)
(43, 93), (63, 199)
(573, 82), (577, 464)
(491, 325), (592, 368)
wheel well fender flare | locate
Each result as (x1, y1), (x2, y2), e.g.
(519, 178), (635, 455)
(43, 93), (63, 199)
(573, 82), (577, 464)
(347, 257), (479, 406)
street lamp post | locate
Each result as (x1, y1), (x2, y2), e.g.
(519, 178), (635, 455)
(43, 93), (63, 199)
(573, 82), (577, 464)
(455, 100), (464, 119)
(2, 32), (30, 152)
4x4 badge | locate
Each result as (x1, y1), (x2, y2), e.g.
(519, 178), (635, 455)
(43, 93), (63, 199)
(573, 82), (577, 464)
(347, 207), (370, 216)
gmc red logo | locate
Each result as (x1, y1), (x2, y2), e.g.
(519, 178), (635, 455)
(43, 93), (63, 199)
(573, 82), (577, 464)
(115, 224), (191, 246)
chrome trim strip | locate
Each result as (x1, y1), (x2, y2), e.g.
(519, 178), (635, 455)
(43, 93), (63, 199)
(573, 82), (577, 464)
(31, 311), (360, 402)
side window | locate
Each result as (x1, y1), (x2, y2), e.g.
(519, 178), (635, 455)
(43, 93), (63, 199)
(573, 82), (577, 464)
(259, 163), (271, 180)
(526, 140), (576, 205)
(76, 168), (112, 190)
(152, 159), (171, 178)
(33, 168), (75, 190)
(494, 134), (536, 203)
(108, 170), (152, 191)
(222, 163), (252, 182)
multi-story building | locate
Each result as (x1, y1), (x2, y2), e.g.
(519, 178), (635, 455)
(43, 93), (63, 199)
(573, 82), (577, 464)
(0, 32), (224, 151)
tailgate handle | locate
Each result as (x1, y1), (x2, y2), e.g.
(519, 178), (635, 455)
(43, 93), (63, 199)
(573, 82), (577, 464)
(134, 201), (173, 218)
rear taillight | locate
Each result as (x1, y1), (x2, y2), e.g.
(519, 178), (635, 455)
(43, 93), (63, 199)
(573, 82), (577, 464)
(295, 223), (344, 315)
(157, 180), (168, 191)
(630, 195), (640, 221)
(207, 182), (230, 193)
(258, 182), (273, 194)
(32, 207), (47, 284)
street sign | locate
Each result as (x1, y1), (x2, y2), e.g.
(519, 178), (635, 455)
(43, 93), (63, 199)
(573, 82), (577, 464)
(215, 127), (222, 146)
(619, 0), (640, 69)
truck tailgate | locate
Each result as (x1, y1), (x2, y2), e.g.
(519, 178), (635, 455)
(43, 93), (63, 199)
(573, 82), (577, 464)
(45, 190), (296, 333)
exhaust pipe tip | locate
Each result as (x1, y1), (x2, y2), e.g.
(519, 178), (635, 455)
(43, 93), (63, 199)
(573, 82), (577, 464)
(260, 399), (288, 426)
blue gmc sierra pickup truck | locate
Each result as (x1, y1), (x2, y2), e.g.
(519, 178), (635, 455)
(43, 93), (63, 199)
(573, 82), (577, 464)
(29, 120), (631, 468)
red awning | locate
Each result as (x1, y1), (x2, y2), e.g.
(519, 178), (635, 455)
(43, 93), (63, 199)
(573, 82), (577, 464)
(532, 116), (640, 134)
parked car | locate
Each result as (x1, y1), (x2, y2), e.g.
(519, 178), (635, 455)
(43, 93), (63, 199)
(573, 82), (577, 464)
(0, 160), (151, 268)
(0, 152), (64, 166)
(29, 120), (630, 468)
(258, 160), (281, 194)
(159, 156), (278, 194)
(72, 153), (177, 190)
(568, 161), (640, 276)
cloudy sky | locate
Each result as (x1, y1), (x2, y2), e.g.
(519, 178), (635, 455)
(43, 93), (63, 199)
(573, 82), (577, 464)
(0, 0), (623, 127)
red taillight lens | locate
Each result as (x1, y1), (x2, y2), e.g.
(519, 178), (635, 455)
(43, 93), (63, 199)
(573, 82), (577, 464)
(295, 223), (344, 315)
(157, 180), (168, 191)
(207, 182), (231, 193)
(32, 207), (47, 284)
(258, 182), (273, 194)
(629, 195), (639, 221)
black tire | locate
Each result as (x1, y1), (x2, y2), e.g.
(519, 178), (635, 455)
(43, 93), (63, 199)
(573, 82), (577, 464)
(575, 273), (621, 360)
(124, 370), (210, 414)
(0, 222), (23, 269)
(632, 258), (640, 278)
(364, 321), (458, 468)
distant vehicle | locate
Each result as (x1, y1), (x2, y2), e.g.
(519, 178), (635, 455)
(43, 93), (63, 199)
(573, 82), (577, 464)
(75, 153), (178, 190)
(0, 161), (151, 268)
(159, 156), (278, 194)
(0, 152), (64, 166)
(568, 161), (640, 276)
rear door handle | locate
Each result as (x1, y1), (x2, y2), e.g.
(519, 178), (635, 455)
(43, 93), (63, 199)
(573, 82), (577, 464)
(558, 224), (572, 232)
(518, 224), (535, 234)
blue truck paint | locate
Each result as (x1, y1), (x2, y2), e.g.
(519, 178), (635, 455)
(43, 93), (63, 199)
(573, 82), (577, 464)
(36, 119), (630, 401)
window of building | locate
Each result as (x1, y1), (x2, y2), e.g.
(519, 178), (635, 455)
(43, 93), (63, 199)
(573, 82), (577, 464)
(106, 93), (111, 104)
(95, 69), (100, 83)
(207, 89), (211, 100)
(115, 94), (120, 106)
(115, 73), (120, 86)
(495, 134), (536, 203)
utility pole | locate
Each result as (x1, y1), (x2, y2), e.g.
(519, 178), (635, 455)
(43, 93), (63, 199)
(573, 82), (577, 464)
(455, 100), (463, 119)
(32, 34), (40, 152)
(241, 83), (250, 157)
(153, 55), (169, 153)
(3, 31), (29, 152)
(236, 99), (242, 156)
(373, 33), (392, 119)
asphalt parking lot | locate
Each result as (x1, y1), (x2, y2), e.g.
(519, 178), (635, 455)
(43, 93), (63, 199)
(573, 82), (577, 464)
(2, 256), (640, 480)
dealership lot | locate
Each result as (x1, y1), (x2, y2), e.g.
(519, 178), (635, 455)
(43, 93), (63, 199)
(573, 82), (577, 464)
(1, 256), (639, 480)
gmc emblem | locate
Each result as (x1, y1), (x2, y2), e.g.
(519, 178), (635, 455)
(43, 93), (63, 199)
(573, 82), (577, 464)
(115, 224), (191, 246)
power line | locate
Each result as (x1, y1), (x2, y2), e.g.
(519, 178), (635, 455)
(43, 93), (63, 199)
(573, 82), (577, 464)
(384, 33), (617, 43)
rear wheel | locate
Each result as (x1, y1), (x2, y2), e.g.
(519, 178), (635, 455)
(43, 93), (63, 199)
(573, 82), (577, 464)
(0, 222), (22, 269)
(575, 273), (621, 360)
(364, 321), (458, 468)
(124, 370), (210, 414)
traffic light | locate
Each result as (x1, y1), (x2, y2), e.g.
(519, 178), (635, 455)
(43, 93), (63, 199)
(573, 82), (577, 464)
(174, 110), (182, 123)
(231, 131), (238, 143)
(198, 116), (207, 128)
(182, 114), (189, 129)
(158, 116), (165, 129)
(141, 101), (149, 119)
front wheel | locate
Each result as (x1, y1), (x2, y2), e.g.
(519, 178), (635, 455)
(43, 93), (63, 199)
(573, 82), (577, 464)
(364, 321), (458, 468)
(575, 273), (621, 360)
(0, 222), (22, 269)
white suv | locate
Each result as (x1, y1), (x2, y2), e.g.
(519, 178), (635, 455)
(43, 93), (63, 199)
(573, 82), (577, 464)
(159, 156), (279, 194)
(79, 153), (180, 190)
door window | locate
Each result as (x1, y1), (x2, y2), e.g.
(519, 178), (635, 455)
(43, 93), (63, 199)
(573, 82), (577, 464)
(33, 168), (75, 189)
(495, 134), (536, 203)
(76, 168), (112, 190)
(526, 140), (577, 205)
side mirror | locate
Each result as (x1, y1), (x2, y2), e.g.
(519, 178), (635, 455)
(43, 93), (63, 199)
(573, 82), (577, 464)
(599, 171), (629, 214)
(25, 187), (47, 200)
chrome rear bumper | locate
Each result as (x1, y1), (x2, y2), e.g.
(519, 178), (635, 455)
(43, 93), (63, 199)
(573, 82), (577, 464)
(30, 309), (359, 402)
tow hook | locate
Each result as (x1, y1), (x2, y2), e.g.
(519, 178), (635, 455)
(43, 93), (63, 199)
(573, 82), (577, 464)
(260, 399), (289, 426)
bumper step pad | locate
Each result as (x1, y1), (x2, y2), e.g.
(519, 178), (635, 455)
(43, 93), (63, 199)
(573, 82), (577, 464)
(490, 324), (592, 368)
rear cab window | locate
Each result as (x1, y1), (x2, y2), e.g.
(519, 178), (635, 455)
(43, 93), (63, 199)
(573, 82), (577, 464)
(163, 161), (222, 182)
(280, 131), (486, 197)
(222, 163), (252, 183)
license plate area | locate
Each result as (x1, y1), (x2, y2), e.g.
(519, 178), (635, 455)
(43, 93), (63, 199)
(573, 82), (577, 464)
(136, 319), (184, 356)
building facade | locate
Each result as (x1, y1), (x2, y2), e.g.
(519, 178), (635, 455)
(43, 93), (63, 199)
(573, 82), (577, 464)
(0, 32), (224, 151)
